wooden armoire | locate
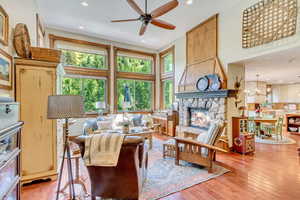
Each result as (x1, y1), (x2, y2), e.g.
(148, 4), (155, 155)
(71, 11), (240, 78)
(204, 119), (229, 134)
(15, 58), (58, 184)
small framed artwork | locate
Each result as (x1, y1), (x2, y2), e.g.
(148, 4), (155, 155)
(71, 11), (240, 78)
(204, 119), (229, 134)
(0, 49), (12, 89)
(0, 5), (9, 46)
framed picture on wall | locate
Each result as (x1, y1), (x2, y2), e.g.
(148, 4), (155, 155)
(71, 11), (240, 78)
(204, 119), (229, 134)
(0, 49), (12, 89)
(0, 5), (9, 46)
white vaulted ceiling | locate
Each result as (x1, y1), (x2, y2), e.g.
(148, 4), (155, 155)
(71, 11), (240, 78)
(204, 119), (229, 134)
(243, 47), (300, 84)
(36, 0), (241, 50)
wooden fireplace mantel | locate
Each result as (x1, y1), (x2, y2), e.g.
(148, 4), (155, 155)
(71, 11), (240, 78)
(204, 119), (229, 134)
(175, 89), (238, 99)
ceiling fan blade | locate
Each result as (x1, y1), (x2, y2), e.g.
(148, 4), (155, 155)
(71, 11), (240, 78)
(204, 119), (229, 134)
(127, 0), (144, 15)
(150, 0), (179, 18)
(111, 18), (140, 23)
(151, 19), (176, 30)
(139, 23), (148, 36)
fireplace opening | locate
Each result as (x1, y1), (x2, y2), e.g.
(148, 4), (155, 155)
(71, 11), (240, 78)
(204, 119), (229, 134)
(188, 107), (211, 130)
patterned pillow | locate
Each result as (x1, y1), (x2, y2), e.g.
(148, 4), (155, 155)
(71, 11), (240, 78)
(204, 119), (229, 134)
(97, 120), (113, 131)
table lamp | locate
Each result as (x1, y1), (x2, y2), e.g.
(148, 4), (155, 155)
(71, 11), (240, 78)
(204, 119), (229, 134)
(47, 95), (84, 200)
(95, 101), (106, 116)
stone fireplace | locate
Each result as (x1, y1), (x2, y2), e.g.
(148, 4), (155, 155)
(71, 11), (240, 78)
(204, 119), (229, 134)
(175, 90), (236, 137)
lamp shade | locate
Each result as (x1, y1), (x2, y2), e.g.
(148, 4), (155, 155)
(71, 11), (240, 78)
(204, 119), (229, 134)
(47, 95), (84, 119)
(95, 101), (106, 109)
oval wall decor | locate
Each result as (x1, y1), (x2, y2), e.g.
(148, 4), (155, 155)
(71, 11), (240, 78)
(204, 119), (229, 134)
(13, 23), (31, 58)
(207, 74), (221, 91)
(196, 76), (209, 91)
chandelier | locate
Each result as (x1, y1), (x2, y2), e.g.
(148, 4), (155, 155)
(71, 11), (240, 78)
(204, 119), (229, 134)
(245, 74), (265, 96)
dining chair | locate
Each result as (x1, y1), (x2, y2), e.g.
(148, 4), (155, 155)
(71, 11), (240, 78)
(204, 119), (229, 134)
(273, 116), (284, 140)
(248, 117), (260, 136)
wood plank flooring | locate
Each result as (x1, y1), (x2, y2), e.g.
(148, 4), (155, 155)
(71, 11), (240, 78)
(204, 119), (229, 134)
(21, 133), (300, 200)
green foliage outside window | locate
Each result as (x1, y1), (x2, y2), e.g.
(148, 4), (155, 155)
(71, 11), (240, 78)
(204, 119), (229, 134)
(163, 79), (173, 109)
(61, 49), (107, 69)
(163, 53), (173, 73)
(62, 77), (106, 112)
(117, 79), (152, 111)
(117, 56), (152, 74)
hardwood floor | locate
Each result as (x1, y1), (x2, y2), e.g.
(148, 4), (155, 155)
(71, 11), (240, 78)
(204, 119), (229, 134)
(21, 133), (300, 200)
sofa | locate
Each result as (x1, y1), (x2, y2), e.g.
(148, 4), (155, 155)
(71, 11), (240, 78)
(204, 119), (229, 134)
(80, 114), (153, 135)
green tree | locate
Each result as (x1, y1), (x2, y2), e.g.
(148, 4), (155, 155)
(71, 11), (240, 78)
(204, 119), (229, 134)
(117, 56), (152, 74)
(61, 49), (107, 69)
(163, 53), (173, 73)
(62, 77), (106, 112)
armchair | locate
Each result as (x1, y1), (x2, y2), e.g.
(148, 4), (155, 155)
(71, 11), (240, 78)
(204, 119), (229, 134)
(163, 123), (227, 173)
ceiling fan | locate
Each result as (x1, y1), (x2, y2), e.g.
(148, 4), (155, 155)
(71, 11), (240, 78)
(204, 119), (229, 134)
(111, 0), (179, 35)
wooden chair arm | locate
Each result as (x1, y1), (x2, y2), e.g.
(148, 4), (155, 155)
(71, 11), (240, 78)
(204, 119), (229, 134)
(174, 137), (228, 153)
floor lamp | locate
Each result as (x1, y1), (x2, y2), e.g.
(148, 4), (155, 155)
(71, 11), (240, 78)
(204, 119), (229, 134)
(47, 95), (84, 200)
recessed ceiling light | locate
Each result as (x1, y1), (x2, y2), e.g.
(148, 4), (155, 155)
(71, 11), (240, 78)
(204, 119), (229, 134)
(79, 26), (84, 29)
(185, 0), (193, 5)
(81, 1), (88, 7)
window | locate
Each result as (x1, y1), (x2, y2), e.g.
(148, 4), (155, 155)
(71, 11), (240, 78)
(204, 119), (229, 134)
(115, 48), (156, 112)
(62, 76), (106, 112)
(50, 35), (111, 114)
(160, 46), (175, 109)
(117, 79), (153, 111)
(162, 79), (173, 109)
(117, 56), (152, 74)
(163, 53), (173, 73)
(61, 49), (107, 70)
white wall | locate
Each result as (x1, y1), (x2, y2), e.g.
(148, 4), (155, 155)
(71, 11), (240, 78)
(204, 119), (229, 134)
(272, 84), (300, 103)
(0, 0), (38, 97)
(226, 63), (245, 147)
(219, 0), (300, 66)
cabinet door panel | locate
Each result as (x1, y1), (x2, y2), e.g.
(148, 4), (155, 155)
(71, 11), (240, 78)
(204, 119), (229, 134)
(17, 67), (56, 176)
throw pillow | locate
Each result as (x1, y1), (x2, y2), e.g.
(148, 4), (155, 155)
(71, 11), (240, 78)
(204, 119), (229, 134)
(132, 114), (143, 127)
(97, 120), (113, 131)
(197, 122), (220, 156)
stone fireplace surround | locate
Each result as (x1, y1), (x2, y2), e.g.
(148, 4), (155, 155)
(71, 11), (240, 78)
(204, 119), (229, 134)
(175, 90), (236, 137)
(177, 97), (227, 137)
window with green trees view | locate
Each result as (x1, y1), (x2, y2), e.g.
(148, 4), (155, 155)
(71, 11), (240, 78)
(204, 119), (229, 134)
(61, 49), (107, 69)
(160, 47), (174, 109)
(62, 77), (106, 112)
(162, 79), (173, 109)
(163, 53), (173, 73)
(117, 79), (153, 111)
(117, 56), (152, 74)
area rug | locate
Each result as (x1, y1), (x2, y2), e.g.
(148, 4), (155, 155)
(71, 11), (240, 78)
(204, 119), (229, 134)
(140, 138), (229, 200)
(255, 135), (296, 145)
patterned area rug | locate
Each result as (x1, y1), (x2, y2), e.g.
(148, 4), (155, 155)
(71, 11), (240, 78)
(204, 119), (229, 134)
(255, 135), (296, 145)
(140, 139), (229, 200)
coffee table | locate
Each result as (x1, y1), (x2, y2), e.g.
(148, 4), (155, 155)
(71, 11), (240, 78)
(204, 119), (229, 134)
(127, 130), (155, 150)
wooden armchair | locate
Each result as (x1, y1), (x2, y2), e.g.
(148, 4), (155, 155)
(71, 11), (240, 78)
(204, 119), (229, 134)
(163, 123), (227, 173)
